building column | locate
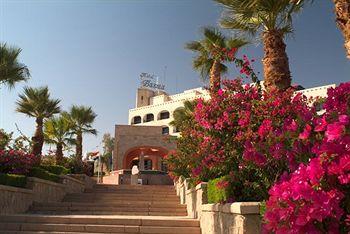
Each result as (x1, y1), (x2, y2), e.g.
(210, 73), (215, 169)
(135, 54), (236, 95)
(158, 157), (162, 171)
(139, 151), (145, 171)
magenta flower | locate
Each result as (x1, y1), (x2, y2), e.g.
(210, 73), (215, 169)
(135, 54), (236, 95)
(218, 89), (224, 96)
(339, 115), (349, 125)
(314, 116), (327, 132)
(299, 124), (312, 140)
(326, 122), (345, 141)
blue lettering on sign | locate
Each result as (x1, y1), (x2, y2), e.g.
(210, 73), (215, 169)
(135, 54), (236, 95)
(140, 73), (165, 90)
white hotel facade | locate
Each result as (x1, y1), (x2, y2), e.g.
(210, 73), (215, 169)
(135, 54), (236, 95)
(128, 83), (336, 136)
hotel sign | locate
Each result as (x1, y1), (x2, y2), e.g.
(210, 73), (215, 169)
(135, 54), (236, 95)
(140, 72), (165, 91)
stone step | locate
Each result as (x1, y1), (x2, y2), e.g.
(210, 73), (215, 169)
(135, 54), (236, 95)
(0, 223), (200, 233)
(93, 185), (174, 189)
(84, 189), (175, 195)
(33, 202), (186, 208)
(0, 215), (200, 233)
(29, 211), (188, 216)
(0, 215), (199, 227)
(70, 192), (178, 197)
(30, 206), (186, 212)
(63, 197), (180, 202)
(62, 198), (180, 203)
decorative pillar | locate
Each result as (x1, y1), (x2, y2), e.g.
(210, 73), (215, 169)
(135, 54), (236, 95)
(139, 151), (145, 171)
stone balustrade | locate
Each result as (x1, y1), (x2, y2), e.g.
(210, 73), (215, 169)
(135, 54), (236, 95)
(0, 174), (95, 215)
(174, 178), (261, 234)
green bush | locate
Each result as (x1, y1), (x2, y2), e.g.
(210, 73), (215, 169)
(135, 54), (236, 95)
(29, 167), (62, 183)
(40, 165), (70, 175)
(207, 176), (231, 203)
(0, 173), (27, 188)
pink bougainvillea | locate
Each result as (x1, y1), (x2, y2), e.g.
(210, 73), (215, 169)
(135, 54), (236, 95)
(0, 150), (39, 175)
(264, 82), (350, 233)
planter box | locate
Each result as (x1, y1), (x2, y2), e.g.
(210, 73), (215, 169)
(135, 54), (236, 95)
(200, 202), (261, 234)
(174, 178), (261, 234)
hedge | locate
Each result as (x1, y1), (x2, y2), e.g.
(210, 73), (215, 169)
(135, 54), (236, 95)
(40, 165), (70, 175)
(0, 173), (27, 188)
(29, 167), (62, 183)
(207, 176), (230, 203)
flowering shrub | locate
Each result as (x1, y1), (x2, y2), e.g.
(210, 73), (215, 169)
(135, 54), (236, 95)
(0, 150), (39, 175)
(264, 82), (350, 233)
(190, 79), (317, 201)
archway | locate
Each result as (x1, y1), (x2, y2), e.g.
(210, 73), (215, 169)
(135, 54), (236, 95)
(122, 146), (168, 171)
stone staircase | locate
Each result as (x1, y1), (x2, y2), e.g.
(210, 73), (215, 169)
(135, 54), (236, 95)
(0, 184), (200, 234)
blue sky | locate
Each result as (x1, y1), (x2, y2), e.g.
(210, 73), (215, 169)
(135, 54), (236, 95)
(0, 0), (349, 155)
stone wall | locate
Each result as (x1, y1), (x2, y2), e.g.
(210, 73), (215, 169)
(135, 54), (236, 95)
(26, 177), (66, 203)
(0, 174), (95, 215)
(0, 185), (33, 214)
(174, 178), (261, 234)
(61, 175), (85, 193)
(200, 203), (261, 234)
(69, 174), (96, 189)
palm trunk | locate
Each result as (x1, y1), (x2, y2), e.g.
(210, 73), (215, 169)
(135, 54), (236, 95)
(56, 143), (63, 165)
(209, 59), (221, 95)
(32, 117), (44, 158)
(76, 132), (83, 163)
(333, 0), (350, 59)
(262, 30), (291, 91)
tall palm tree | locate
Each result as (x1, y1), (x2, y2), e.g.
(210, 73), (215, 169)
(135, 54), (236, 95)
(333, 0), (350, 59)
(64, 105), (97, 163)
(44, 115), (72, 165)
(0, 43), (30, 88)
(215, 0), (307, 91)
(185, 27), (248, 95)
(16, 86), (61, 156)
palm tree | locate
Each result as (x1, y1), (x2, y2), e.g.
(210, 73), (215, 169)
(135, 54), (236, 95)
(170, 101), (196, 132)
(0, 43), (30, 88)
(185, 27), (248, 95)
(333, 0), (350, 59)
(16, 86), (61, 156)
(215, 0), (307, 91)
(44, 115), (72, 165)
(64, 105), (97, 163)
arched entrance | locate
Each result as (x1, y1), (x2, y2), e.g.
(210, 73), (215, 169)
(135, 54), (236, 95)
(122, 146), (168, 171)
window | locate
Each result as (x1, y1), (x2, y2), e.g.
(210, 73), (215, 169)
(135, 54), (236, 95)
(315, 103), (324, 112)
(132, 116), (141, 124)
(144, 113), (154, 122)
(162, 126), (169, 135)
(159, 111), (170, 120)
(144, 159), (152, 170)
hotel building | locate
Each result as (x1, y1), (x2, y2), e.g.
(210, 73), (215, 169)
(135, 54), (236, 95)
(107, 81), (335, 185)
(128, 84), (335, 136)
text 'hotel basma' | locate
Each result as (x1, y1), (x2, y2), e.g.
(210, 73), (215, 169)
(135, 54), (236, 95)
(128, 82), (335, 136)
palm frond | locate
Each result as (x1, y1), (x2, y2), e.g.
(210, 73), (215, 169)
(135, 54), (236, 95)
(16, 86), (61, 118)
(0, 43), (30, 89)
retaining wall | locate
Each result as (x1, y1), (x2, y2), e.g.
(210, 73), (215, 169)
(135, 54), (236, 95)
(0, 174), (95, 215)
